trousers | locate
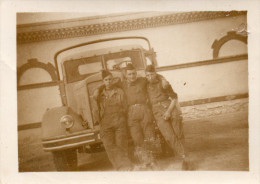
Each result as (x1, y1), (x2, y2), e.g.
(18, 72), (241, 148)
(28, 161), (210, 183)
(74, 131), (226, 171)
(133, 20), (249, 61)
(152, 99), (185, 157)
(127, 104), (157, 164)
(100, 112), (132, 170)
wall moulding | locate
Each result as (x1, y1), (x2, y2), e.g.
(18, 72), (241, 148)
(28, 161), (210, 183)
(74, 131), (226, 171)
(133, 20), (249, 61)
(17, 11), (246, 44)
(156, 54), (248, 72)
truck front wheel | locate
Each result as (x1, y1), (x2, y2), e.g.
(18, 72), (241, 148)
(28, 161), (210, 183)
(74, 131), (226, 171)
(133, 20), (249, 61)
(52, 149), (78, 171)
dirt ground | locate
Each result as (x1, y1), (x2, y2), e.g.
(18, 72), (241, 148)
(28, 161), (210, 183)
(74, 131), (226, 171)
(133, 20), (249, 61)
(18, 110), (248, 172)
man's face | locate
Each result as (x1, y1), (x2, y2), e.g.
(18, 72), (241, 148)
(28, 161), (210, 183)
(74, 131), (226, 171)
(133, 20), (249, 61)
(145, 71), (157, 83)
(103, 74), (113, 89)
(126, 69), (137, 82)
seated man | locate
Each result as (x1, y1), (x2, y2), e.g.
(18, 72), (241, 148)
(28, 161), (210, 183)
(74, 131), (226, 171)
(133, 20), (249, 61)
(145, 65), (189, 170)
(93, 70), (132, 171)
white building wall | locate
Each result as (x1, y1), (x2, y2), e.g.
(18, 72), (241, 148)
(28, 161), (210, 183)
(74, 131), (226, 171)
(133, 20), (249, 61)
(17, 13), (248, 125)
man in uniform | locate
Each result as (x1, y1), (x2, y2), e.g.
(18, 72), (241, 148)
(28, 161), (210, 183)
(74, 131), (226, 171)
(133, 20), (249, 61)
(94, 64), (157, 169)
(145, 65), (189, 170)
(93, 70), (133, 170)
(122, 63), (157, 168)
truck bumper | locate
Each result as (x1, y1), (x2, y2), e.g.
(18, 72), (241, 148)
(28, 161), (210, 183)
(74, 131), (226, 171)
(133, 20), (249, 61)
(42, 130), (102, 152)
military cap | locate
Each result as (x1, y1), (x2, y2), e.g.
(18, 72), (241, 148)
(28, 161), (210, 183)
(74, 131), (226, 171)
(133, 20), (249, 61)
(145, 64), (156, 72)
(125, 63), (135, 70)
(101, 69), (112, 79)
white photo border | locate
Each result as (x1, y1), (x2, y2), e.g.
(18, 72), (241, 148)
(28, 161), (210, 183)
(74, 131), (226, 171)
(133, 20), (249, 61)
(1, 0), (259, 184)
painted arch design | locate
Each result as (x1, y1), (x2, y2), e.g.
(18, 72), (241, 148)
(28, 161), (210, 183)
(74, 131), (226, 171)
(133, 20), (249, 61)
(211, 31), (247, 59)
(17, 58), (58, 89)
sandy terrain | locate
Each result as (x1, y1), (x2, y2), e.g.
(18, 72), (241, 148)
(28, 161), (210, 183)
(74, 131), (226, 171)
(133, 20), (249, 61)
(18, 111), (248, 171)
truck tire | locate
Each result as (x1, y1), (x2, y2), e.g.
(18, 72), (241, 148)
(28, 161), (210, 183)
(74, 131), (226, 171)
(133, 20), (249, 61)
(52, 149), (78, 171)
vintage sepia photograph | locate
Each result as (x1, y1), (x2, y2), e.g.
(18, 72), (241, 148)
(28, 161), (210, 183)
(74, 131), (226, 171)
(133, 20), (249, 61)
(16, 11), (249, 172)
(1, 0), (260, 183)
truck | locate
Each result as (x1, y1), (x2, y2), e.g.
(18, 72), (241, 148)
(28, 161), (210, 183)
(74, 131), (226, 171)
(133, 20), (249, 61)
(41, 37), (160, 171)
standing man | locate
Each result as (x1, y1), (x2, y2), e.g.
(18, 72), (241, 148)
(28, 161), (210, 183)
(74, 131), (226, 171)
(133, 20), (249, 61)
(93, 70), (133, 171)
(145, 65), (189, 170)
(122, 64), (157, 168)
(95, 64), (157, 169)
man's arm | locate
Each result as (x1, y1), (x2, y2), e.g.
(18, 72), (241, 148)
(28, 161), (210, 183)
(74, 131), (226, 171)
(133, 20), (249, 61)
(158, 75), (179, 120)
(93, 77), (123, 99)
(163, 98), (177, 120)
(121, 90), (128, 114)
(92, 91), (101, 123)
(157, 74), (178, 99)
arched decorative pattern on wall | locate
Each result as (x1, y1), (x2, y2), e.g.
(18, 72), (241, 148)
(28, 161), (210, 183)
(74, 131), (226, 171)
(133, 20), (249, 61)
(17, 58), (58, 90)
(211, 31), (247, 59)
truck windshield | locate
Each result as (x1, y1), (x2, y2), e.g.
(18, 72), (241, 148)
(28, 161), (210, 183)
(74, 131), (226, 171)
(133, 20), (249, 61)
(105, 50), (143, 70)
(63, 50), (144, 83)
(63, 56), (103, 83)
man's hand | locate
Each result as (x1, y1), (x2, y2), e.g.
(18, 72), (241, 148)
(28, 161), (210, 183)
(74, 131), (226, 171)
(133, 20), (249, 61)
(163, 110), (171, 121)
(163, 98), (176, 121)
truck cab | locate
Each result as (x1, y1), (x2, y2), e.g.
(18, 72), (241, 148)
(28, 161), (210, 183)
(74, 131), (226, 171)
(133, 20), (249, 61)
(41, 37), (158, 171)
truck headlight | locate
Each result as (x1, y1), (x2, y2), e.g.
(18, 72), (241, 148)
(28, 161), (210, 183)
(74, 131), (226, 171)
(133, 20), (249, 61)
(60, 115), (74, 129)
